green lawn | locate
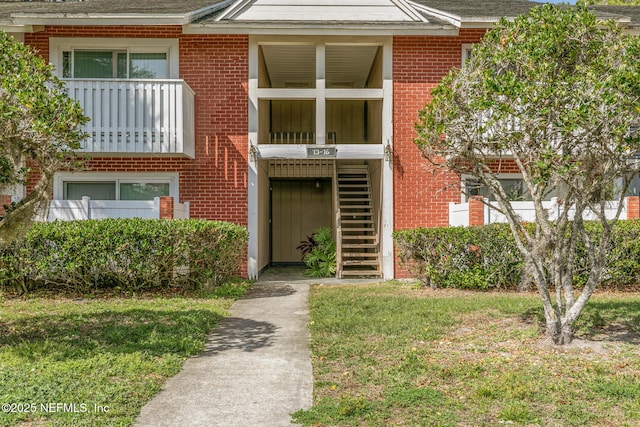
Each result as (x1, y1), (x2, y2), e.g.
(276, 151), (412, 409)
(0, 283), (248, 427)
(294, 283), (640, 427)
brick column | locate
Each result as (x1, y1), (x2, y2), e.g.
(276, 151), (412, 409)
(626, 196), (640, 219)
(0, 195), (12, 217)
(468, 196), (485, 226)
(159, 196), (174, 219)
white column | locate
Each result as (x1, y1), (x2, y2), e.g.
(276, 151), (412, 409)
(247, 38), (260, 279)
(381, 39), (394, 279)
(316, 44), (326, 145)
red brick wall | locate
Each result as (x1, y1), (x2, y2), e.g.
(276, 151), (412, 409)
(25, 27), (249, 276)
(392, 30), (486, 276)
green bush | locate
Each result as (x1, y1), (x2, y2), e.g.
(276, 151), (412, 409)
(0, 219), (247, 293)
(394, 220), (640, 290)
(303, 227), (337, 278)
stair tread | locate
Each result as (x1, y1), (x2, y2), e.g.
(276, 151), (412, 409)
(342, 253), (379, 258)
(342, 243), (378, 248)
(342, 236), (378, 240)
(343, 260), (380, 265)
(341, 271), (382, 277)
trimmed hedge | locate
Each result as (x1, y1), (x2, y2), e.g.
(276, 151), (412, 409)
(0, 219), (248, 293)
(394, 220), (640, 290)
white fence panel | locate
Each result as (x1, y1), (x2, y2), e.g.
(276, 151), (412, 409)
(88, 200), (158, 220)
(48, 199), (89, 221)
(448, 202), (470, 227)
(174, 201), (191, 219)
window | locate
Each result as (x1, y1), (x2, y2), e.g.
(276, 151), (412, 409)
(461, 43), (474, 67)
(51, 38), (179, 79)
(465, 177), (529, 201)
(62, 50), (168, 79)
(464, 175), (563, 202)
(55, 173), (178, 201)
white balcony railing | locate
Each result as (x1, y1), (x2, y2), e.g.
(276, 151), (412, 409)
(64, 79), (195, 158)
(449, 197), (627, 227)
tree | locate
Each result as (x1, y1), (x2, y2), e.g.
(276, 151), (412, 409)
(580, 1), (640, 5)
(0, 31), (87, 243)
(415, 5), (640, 345)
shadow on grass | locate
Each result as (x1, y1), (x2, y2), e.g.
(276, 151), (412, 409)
(0, 308), (225, 360)
(199, 317), (277, 356)
(521, 299), (640, 344)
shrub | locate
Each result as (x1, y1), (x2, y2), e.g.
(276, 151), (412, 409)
(0, 219), (247, 294)
(303, 227), (336, 278)
(394, 220), (640, 290)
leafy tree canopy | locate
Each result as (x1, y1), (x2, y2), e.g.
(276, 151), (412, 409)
(0, 30), (87, 243)
(415, 5), (640, 344)
(580, 0), (640, 5)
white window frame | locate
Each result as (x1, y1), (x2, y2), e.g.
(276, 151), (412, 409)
(54, 172), (179, 201)
(50, 37), (179, 79)
(461, 43), (474, 67)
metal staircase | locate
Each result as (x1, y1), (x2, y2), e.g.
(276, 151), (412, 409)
(335, 164), (382, 278)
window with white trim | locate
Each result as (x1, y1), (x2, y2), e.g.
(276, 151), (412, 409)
(50, 38), (179, 79)
(54, 173), (178, 201)
(461, 43), (474, 67)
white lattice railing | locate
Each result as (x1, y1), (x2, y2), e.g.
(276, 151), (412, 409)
(64, 79), (195, 158)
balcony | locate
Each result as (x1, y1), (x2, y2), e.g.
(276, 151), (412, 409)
(64, 79), (195, 158)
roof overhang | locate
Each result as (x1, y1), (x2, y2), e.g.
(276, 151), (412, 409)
(0, 24), (43, 33)
(183, 21), (458, 36)
(10, 0), (234, 27)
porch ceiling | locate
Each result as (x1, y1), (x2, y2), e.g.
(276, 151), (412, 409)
(261, 44), (379, 89)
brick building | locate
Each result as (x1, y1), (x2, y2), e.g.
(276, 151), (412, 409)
(1, 0), (637, 279)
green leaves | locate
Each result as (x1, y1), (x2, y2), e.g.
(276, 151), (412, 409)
(0, 219), (248, 294)
(0, 30), (88, 242)
(303, 227), (337, 278)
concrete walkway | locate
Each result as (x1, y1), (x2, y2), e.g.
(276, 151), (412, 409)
(135, 272), (313, 426)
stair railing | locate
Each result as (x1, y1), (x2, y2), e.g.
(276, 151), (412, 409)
(333, 162), (343, 278)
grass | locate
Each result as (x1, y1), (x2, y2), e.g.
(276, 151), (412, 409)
(0, 281), (250, 427)
(293, 283), (640, 427)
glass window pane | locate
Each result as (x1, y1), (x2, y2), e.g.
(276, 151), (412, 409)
(117, 52), (127, 79)
(62, 51), (71, 78)
(129, 53), (167, 79)
(120, 183), (170, 200)
(73, 51), (114, 78)
(65, 182), (116, 200)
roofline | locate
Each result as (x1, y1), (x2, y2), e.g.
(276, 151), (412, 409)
(218, 0), (429, 23)
(0, 24), (44, 33)
(10, 0), (235, 26)
(407, 2), (462, 27)
(183, 21), (458, 36)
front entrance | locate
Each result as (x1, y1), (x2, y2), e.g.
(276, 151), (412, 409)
(270, 179), (332, 264)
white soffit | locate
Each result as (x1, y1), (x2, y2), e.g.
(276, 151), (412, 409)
(219, 0), (428, 22)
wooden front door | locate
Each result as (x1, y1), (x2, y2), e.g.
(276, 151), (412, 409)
(271, 179), (332, 263)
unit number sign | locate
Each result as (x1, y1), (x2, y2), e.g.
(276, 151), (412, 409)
(307, 147), (337, 157)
